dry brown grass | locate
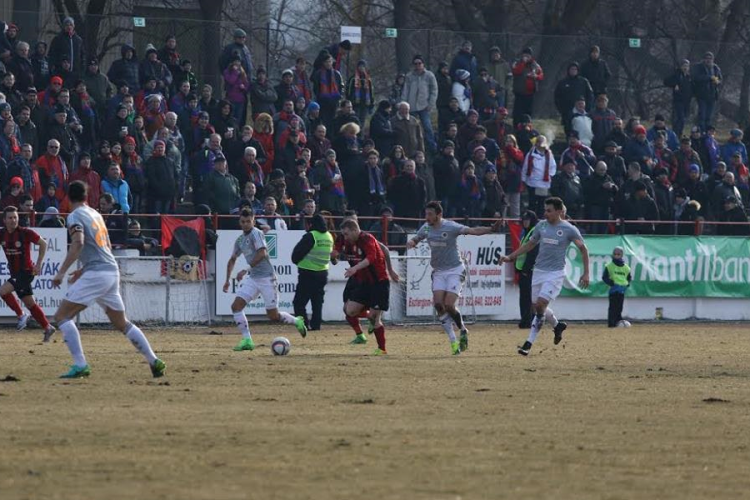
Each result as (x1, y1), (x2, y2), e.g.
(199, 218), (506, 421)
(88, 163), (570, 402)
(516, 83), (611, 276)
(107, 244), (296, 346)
(1, 322), (749, 500)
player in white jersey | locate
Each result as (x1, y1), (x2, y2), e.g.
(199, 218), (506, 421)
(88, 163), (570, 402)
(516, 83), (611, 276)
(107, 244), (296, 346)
(502, 197), (590, 356)
(222, 208), (307, 352)
(52, 181), (166, 378)
(407, 201), (501, 355)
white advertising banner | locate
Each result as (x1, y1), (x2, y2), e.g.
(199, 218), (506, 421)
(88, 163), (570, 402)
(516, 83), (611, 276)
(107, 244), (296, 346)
(0, 228), (68, 316)
(406, 233), (505, 316)
(215, 230), (347, 316)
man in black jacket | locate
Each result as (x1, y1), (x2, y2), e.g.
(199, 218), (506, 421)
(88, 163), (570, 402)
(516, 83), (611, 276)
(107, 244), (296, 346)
(663, 59), (693, 137)
(621, 182), (659, 234)
(47, 17), (84, 77)
(291, 214), (333, 330)
(554, 62), (593, 134)
(717, 196), (750, 236)
(580, 46), (611, 96)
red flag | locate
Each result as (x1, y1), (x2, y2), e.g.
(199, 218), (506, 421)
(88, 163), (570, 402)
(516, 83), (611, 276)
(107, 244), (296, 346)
(161, 216), (206, 260)
(508, 221), (523, 252)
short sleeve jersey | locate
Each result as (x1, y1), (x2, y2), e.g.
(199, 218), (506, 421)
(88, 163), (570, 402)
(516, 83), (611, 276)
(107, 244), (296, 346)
(0, 227), (41, 274)
(414, 219), (467, 271)
(529, 220), (583, 272)
(67, 205), (119, 272)
(233, 228), (275, 279)
(339, 232), (388, 283)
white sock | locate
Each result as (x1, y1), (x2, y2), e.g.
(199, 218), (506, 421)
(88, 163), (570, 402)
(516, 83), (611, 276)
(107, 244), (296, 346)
(233, 312), (252, 339)
(125, 323), (158, 364)
(278, 311), (296, 325)
(60, 320), (87, 367)
(545, 308), (559, 328)
(527, 314), (545, 344)
(440, 314), (457, 343)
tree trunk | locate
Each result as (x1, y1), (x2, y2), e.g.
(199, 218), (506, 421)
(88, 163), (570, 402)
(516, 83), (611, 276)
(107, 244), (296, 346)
(393, 0), (412, 74)
(738, 62), (750, 127)
(199, 0), (224, 91)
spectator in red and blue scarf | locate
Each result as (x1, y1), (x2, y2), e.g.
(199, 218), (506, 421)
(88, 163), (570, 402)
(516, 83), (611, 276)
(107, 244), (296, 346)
(311, 54), (343, 132)
(346, 60), (374, 127)
(291, 57), (312, 103)
(313, 149), (346, 214)
(456, 160), (484, 224)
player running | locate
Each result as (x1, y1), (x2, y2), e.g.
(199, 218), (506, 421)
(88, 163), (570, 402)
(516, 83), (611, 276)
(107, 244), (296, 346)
(222, 208), (307, 352)
(338, 219), (394, 355)
(332, 217), (399, 345)
(52, 181), (166, 378)
(501, 197), (590, 356)
(0, 206), (56, 341)
(406, 201), (501, 355)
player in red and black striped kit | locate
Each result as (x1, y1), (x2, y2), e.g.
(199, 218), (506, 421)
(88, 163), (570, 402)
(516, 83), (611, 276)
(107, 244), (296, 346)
(337, 219), (395, 355)
(0, 206), (55, 341)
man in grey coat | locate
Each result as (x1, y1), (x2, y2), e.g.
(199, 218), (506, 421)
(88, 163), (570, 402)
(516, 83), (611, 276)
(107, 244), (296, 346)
(401, 54), (437, 152)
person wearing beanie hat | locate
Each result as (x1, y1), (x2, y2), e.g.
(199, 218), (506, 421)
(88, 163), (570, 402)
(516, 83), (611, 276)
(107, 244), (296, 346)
(472, 65), (502, 120)
(721, 128), (748, 165)
(622, 124), (656, 175)
(223, 54), (250, 123)
(692, 50), (722, 132)
(646, 112), (679, 150)
(290, 56), (312, 104)
(672, 135), (702, 186)
(274, 67), (300, 113)
(47, 15), (83, 76)
(511, 46), (543, 125)
(602, 246), (632, 328)
(664, 58), (693, 136)
(251, 65), (279, 117)
(482, 159), (506, 220)
(554, 61), (593, 134)
(449, 40), (478, 88)
(580, 44), (612, 97)
(220, 27), (254, 75)
(487, 46), (510, 109)
(139, 43), (172, 92)
(451, 69), (472, 114)
(346, 58), (374, 125)
(201, 148), (240, 218)
(402, 53), (438, 152)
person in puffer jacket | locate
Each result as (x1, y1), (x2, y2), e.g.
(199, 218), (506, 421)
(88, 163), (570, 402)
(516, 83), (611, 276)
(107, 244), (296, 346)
(101, 162), (131, 213)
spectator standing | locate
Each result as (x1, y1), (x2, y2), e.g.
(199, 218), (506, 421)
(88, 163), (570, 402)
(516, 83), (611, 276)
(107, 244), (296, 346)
(346, 60), (374, 127)
(7, 144), (40, 201)
(30, 42), (50, 90)
(401, 54), (437, 152)
(622, 125), (655, 175)
(511, 47), (543, 125)
(101, 163), (131, 213)
(691, 52), (722, 132)
(589, 94), (617, 154)
(219, 28), (253, 75)
(449, 41), (478, 82)
(554, 62), (593, 134)
(48, 17), (84, 77)
(35, 139), (68, 202)
(391, 102), (425, 158)
(456, 161), (484, 222)
(521, 135), (556, 216)
(157, 35), (181, 86)
(652, 167), (674, 234)
(579, 46), (611, 97)
(721, 129), (748, 165)
(436, 61), (453, 130)
(9, 42), (34, 92)
(139, 45), (172, 96)
(313, 149), (346, 215)
(363, 149), (386, 216)
(291, 57), (312, 103)
(663, 59), (693, 137)
(560, 130), (596, 179)
(250, 67), (278, 118)
(585, 161), (618, 233)
(487, 46), (511, 108)
(369, 100), (395, 157)
(621, 181), (659, 234)
(499, 135), (525, 218)
(202, 154), (239, 222)
(223, 58), (249, 124)
(482, 166), (506, 219)
(275, 69), (301, 112)
(515, 210), (539, 328)
(433, 140), (460, 216)
(144, 139), (176, 214)
(550, 161), (584, 220)
(672, 137), (702, 187)
(388, 159), (426, 227)
(646, 113), (679, 151)
(451, 69), (472, 114)
(311, 54), (343, 131)
(711, 172), (742, 216)
(69, 152), (101, 208)
(107, 45), (139, 94)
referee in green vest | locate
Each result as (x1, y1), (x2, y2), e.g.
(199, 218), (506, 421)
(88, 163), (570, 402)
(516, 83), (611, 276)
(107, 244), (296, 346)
(291, 213), (334, 331)
(515, 211), (539, 328)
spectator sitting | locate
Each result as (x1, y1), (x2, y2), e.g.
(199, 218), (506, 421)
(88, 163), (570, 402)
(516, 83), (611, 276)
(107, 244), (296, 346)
(621, 181), (659, 234)
(0, 176), (24, 209)
(98, 192), (127, 245)
(256, 196), (288, 232)
(127, 219), (161, 256)
(34, 183), (59, 213)
(368, 205), (407, 252)
(717, 196), (750, 236)
(482, 166), (506, 219)
(38, 206), (65, 228)
(456, 161), (485, 224)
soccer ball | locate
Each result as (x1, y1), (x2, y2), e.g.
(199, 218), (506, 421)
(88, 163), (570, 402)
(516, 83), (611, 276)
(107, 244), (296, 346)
(617, 320), (632, 328)
(271, 337), (291, 355)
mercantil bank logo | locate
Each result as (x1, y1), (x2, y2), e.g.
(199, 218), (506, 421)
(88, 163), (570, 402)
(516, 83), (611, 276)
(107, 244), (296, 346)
(265, 234), (278, 258)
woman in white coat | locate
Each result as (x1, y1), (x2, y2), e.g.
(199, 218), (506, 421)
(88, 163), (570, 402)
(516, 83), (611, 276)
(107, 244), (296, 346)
(451, 69), (472, 113)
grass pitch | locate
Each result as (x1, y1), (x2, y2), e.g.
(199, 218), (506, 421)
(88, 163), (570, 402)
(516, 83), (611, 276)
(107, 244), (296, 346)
(1, 322), (749, 500)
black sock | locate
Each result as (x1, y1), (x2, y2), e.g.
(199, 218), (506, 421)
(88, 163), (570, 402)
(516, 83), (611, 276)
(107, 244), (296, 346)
(449, 309), (465, 330)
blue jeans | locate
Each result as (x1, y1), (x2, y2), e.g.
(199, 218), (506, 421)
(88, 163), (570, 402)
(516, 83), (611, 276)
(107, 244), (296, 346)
(411, 109), (436, 152)
(697, 99), (715, 132)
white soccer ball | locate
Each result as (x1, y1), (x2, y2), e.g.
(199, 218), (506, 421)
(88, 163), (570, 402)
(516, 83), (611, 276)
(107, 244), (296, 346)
(271, 336), (291, 355)
(617, 320), (632, 328)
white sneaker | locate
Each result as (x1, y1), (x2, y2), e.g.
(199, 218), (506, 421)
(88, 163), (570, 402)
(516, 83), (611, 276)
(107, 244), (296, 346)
(16, 313), (30, 331)
(43, 325), (56, 342)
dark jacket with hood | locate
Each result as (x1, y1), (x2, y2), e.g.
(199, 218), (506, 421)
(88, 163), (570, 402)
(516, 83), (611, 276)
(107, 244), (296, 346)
(554, 62), (594, 115)
(107, 45), (140, 92)
(48, 28), (85, 76)
(436, 63), (453, 109)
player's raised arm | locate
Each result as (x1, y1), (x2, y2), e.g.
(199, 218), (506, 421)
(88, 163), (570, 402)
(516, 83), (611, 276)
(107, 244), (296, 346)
(460, 220), (503, 236)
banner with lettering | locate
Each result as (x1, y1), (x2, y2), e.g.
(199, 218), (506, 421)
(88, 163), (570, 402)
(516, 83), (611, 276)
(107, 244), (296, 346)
(0, 228), (68, 316)
(562, 235), (750, 298)
(405, 233), (506, 316)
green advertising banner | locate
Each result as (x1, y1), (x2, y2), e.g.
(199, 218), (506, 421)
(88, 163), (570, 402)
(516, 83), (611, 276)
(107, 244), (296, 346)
(561, 236), (750, 298)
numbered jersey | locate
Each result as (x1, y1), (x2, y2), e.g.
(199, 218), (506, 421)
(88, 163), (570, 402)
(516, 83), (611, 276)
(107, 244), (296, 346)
(67, 205), (119, 273)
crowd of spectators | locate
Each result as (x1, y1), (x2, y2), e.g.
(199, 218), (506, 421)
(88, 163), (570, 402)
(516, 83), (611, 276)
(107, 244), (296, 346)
(0, 19), (748, 242)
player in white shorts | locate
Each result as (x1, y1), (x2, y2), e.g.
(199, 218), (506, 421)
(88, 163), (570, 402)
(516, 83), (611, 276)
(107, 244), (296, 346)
(502, 197), (590, 356)
(222, 208), (307, 352)
(52, 181), (166, 379)
(407, 201), (501, 355)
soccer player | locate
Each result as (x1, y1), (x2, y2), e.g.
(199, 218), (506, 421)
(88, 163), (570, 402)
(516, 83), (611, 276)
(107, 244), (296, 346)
(0, 206), (56, 341)
(338, 219), (393, 355)
(222, 208), (307, 352)
(52, 181), (166, 378)
(406, 201), (501, 355)
(501, 197), (590, 356)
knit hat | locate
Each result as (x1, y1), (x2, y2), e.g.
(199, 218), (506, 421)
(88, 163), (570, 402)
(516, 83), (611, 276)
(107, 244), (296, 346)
(308, 101), (320, 112)
(50, 76), (63, 85)
(568, 130), (579, 139)
(634, 125), (647, 135)
(63, 17), (74, 26)
(154, 140), (166, 148)
(455, 69), (470, 81)
(489, 46), (501, 54)
(281, 69), (293, 77)
(10, 177), (23, 188)
(54, 104), (67, 114)
(604, 141), (618, 148)
(730, 128), (743, 138)
(442, 140), (455, 149)
(124, 136), (136, 147)
(0, 102), (10, 113)
(522, 47), (533, 56)
(689, 164), (700, 173)
(145, 44), (158, 56)
(116, 104), (128, 113)
(325, 149), (336, 158)
(485, 166), (497, 174)
(473, 145), (486, 154)
(654, 113), (666, 122)
(88, 57), (98, 66)
(270, 169), (285, 180)
(233, 28), (247, 37)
